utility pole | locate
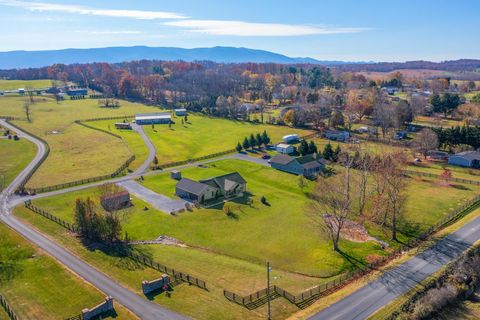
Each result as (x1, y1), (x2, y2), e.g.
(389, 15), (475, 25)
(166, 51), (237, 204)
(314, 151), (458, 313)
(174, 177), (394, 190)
(267, 261), (271, 320)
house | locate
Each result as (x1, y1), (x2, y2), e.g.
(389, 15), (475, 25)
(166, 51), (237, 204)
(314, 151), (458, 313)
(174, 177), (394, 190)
(100, 191), (130, 211)
(270, 154), (325, 178)
(448, 151), (480, 168)
(176, 172), (247, 204)
(67, 88), (88, 96)
(115, 123), (132, 130)
(240, 103), (259, 112)
(282, 134), (299, 144)
(276, 143), (295, 155)
(382, 87), (398, 95)
(324, 130), (350, 142)
(175, 108), (187, 116)
(427, 150), (449, 161)
(135, 112), (171, 125)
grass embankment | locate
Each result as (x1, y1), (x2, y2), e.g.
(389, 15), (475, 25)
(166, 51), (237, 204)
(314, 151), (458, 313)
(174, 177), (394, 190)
(0, 223), (136, 320)
(0, 96), (159, 188)
(0, 130), (36, 188)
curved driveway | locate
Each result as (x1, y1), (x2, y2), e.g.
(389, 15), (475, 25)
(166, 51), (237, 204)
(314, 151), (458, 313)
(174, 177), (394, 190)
(0, 119), (187, 320)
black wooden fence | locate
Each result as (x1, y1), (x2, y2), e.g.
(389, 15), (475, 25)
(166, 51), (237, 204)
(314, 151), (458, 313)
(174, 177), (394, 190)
(23, 202), (208, 291)
(224, 194), (480, 309)
(128, 252), (207, 290)
(24, 155), (135, 194)
(0, 294), (18, 320)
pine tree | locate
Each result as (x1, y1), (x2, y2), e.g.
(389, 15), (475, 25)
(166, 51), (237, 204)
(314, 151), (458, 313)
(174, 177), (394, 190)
(236, 142), (243, 153)
(261, 130), (270, 145)
(333, 145), (342, 162)
(256, 133), (263, 148)
(249, 134), (256, 149)
(323, 143), (334, 160)
(299, 140), (309, 156)
(242, 137), (250, 150)
(308, 141), (318, 154)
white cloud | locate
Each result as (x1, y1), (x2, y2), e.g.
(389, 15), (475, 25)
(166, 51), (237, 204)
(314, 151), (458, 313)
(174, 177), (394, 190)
(165, 20), (369, 36)
(0, 0), (186, 19)
(74, 30), (142, 35)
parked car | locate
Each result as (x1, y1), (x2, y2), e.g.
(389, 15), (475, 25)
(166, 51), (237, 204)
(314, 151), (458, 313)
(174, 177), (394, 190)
(262, 154), (271, 159)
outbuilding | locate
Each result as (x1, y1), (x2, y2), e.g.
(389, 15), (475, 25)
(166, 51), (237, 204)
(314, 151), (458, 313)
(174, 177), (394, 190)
(448, 151), (480, 168)
(282, 134), (299, 144)
(135, 112), (172, 125)
(324, 130), (350, 142)
(276, 143), (295, 155)
(100, 191), (130, 211)
(175, 108), (187, 116)
(67, 88), (88, 96)
(115, 123), (132, 130)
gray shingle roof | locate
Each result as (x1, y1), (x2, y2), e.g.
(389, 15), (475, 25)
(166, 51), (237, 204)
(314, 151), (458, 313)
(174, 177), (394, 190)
(270, 154), (295, 165)
(453, 151), (480, 161)
(176, 178), (211, 195)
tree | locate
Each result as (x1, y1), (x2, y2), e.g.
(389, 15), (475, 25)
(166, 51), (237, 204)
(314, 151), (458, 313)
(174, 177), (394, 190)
(455, 103), (480, 126)
(261, 130), (270, 145)
(23, 101), (31, 123)
(236, 142), (243, 153)
(431, 93), (462, 118)
(242, 137), (250, 150)
(255, 133), (263, 148)
(298, 176), (308, 191)
(439, 168), (452, 186)
(414, 128), (439, 159)
(153, 156), (159, 166)
(329, 110), (344, 128)
(310, 153), (357, 251)
(356, 152), (372, 216)
(322, 143), (334, 161)
(333, 145), (341, 162)
(283, 109), (296, 127)
(249, 134), (256, 150)
(299, 140), (309, 156)
(308, 141), (318, 154)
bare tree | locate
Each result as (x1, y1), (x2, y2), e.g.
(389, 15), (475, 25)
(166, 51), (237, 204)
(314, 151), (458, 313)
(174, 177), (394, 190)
(414, 128), (439, 159)
(23, 101), (31, 122)
(357, 152), (372, 216)
(310, 153), (357, 251)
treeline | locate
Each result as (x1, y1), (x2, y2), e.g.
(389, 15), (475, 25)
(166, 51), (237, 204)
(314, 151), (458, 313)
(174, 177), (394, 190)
(335, 59), (480, 73)
(433, 126), (480, 149)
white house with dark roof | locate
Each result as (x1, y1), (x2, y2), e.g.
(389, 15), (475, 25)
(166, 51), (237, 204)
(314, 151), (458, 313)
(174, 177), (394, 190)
(270, 154), (325, 178)
(175, 172), (247, 204)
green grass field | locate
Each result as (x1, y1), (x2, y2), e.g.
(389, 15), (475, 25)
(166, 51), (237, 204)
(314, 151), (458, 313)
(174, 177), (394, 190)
(0, 79), (53, 91)
(89, 113), (312, 165)
(0, 223), (135, 320)
(15, 158), (479, 319)
(0, 96), (159, 188)
(0, 131), (36, 189)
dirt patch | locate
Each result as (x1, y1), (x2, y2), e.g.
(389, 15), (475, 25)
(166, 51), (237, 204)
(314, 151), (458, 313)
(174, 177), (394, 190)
(130, 235), (187, 248)
(323, 215), (389, 247)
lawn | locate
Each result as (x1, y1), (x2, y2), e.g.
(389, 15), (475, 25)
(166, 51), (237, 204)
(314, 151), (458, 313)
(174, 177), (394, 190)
(407, 161), (480, 182)
(0, 96), (160, 188)
(0, 134), (36, 190)
(0, 79), (53, 91)
(89, 113), (312, 165)
(17, 158), (480, 319)
(0, 223), (136, 320)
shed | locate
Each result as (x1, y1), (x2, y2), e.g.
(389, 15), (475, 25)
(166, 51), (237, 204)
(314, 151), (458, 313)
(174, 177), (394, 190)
(324, 130), (350, 142)
(67, 88), (88, 96)
(115, 123), (132, 130)
(282, 134), (299, 144)
(171, 171), (182, 180)
(100, 191), (130, 211)
(175, 108), (187, 116)
(276, 143), (295, 154)
(135, 113), (171, 125)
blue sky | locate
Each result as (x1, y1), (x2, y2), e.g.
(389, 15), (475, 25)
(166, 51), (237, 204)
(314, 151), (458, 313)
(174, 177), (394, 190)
(0, 0), (478, 61)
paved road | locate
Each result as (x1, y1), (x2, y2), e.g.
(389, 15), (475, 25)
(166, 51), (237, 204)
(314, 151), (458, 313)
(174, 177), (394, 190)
(310, 215), (480, 320)
(118, 180), (188, 214)
(0, 119), (188, 320)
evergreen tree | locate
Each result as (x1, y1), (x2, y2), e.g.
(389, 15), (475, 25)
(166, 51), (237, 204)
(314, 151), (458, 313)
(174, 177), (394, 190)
(242, 137), (250, 150)
(256, 133), (263, 148)
(236, 142), (243, 153)
(322, 143), (334, 160)
(261, 130), (271, 145)
(249, 133), (256, 149)
(308, 141), (318, 154)
(333, 145), (342, 162)
(299, 140), (309, 156)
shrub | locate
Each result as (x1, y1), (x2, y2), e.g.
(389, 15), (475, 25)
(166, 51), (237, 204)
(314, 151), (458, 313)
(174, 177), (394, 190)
(412, 284), (458, 319)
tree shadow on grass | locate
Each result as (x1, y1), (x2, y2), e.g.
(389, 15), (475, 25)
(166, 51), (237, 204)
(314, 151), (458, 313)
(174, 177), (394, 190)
(337, 249), (367, 269)
(450, 184), (471, 191)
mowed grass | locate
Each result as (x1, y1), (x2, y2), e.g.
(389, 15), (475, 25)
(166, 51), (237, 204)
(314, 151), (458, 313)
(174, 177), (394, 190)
(0, 223), (136, 320)
(143, 114), (312, 164)
(407, 161), (480, 182)
(0, 96), (159, 188)
(0, 133), (36, 189)
(0, 79), (53, 90)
